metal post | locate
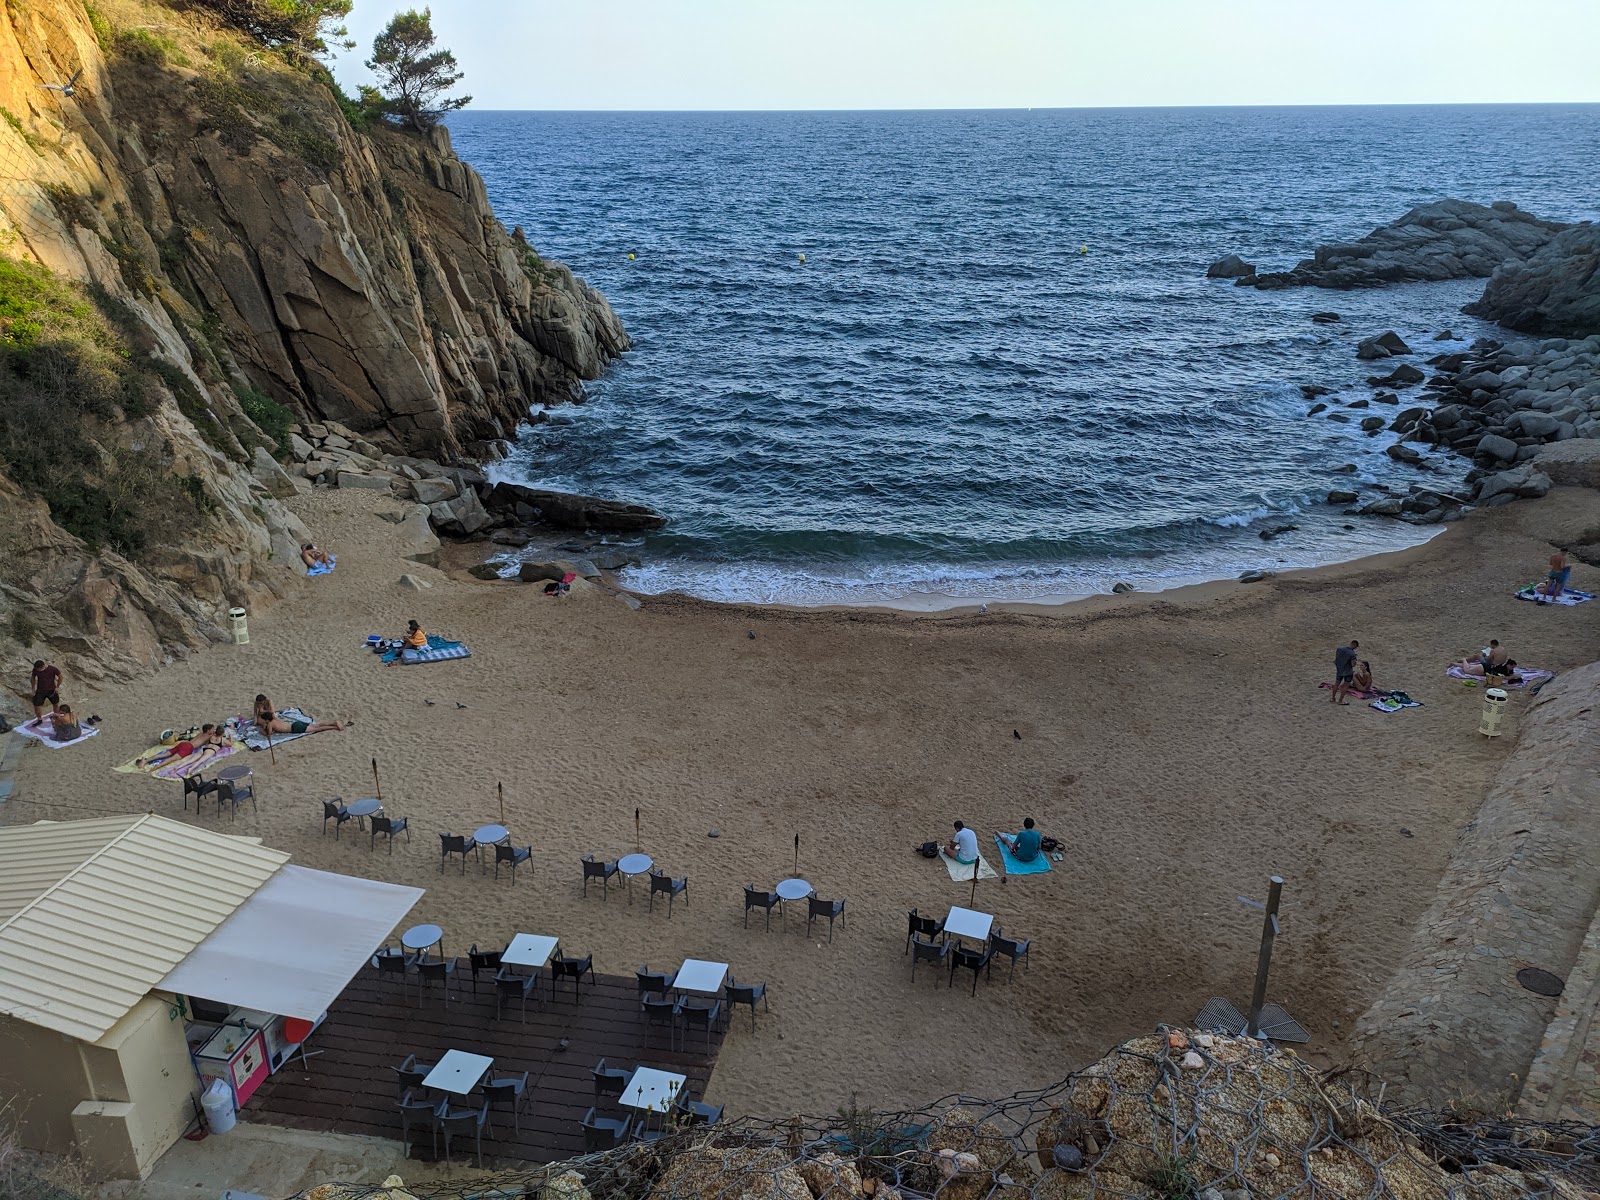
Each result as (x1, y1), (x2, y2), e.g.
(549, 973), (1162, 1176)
(371, 756), (382, 802)
(794, 832), (800, 875)
(1245, 876), (1283, 1038)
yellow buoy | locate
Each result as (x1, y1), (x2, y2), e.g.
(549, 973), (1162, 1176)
(628, 252), (636, 260)
(1080, 245), (1088, 255)
(797, 253), (806, 263)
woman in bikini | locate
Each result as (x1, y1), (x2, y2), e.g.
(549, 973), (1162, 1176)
(139, 724), (229, 769)
(1352, 660), (1374, 693)
(253, 694), (347, 736)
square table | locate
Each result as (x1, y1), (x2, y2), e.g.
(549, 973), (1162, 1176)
(621, 1066), (686, 1114)
(501, 933), (560, 969)
(672, 958), (728, 995)
(943, 906), (994, 944)
(422, 1049), (494, 1095)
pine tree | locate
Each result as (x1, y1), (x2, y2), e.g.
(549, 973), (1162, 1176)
(365, 8), (471, 132)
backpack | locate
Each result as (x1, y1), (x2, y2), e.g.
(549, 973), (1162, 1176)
(1039, 836), (1061, 853)
(916, 841), (940, 859)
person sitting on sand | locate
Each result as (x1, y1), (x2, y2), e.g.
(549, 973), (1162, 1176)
(1537, 549), (1571, 602)
(401, 619), (428, 650)
(253, 694), (347, 736)
(1456, 657), (1523, 685)
(300, 543), (333, 570)
(1352, 660), (1374, 693)
(1479, 639), (1511, 677)
(944, 820), (978, 865)
(997, 817), (1042, 863)
(138, 724), (228, 769)
(47, 704), (82, 742)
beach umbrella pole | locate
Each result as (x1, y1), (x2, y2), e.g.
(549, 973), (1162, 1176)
(498, 781), (504, 824)
(634, 807), (640, 850)
(794, 832), (799, 876)
(267, 729), (275, 765)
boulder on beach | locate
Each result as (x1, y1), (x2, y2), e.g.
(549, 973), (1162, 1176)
(1365, 363), (1425, 387)
(1310, 311), (1342, 324)
(1476, 432), (1520, 463)
(1327, 489), (1358, 503)
(1206, 253), (1257, 279)
(1258, 522), (1297, 540)
(1464, 223), (1600, 337)
(485, 481), (668, 533)
(1385, 443), (1423, 464)
(1356, 331), (1412, 360)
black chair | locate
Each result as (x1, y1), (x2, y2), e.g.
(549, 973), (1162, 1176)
(436, 1100), (488, 1168)
(495, 843), (532, 884)
(467, 944), (503, 993)
(392, 1053), (434, 1094)
(906, 908), (944, 952)
(551, 952), (594, 1002)
(677, 1094), (725, 1126)
(648, 871), (689, 917)
(724, 976), (768, 1033)
(949, 944), (994, 995)
(743, 884), (781, 930)
(582, 1106), (631, 1151)
(910, 935), (949, 981)
(398, 1089), (440, 1157)
(495, 965), (539, 1022)
(216, 778), (255, 820)
(439, 833), (476, 873)
(374, 946), (413, 994)
(181, 773), (218, 813)
(592, 1057), (630, 1104)
(416, 957), (457, 1007)
(807, 895), (846, 942)
(641, 993), (680, 1047)
(322, 798), (350, 838)
(371, 815), (409, 853)
(582, 854), (619, 899)
(989, 930), (1032, 982)
(484, 1071), (530, 1136)
(680, 998), (721, 1054)
(637, 965), (673, 1003)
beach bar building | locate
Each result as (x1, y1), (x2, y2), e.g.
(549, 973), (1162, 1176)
(0, 815), (421, 1180)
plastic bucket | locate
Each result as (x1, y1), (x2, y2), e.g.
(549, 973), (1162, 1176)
(201, 1078), (236, 1134)
(229, 607), (249, 645)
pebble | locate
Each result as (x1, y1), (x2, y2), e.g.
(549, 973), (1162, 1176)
(708, 829), (721, 838)
(1401, 827), (1413, 837)
(1194, 1033), (1215, 1048)
(1051, 1144), (1084, 1171)
(1181, 1051), (1205, 1070)
(1265, 1152), (1281, 1170)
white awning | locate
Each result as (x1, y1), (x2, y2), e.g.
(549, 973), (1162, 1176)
(159, 865), (423, 1020)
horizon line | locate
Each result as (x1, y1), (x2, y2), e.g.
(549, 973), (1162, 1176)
(447, 100), (1600, 115)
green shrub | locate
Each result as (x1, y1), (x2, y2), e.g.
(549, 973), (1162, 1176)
(180, 0), (353, 59)
(41, 183), (97, 231)
(235, 385), (292, 457)
(114, 28), (186, 66)
(84, 2), (113, 51)
(9, 610), (38, 645)
(0, 106), (41, 152)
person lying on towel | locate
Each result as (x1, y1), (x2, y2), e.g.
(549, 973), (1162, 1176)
(996, 817), (1042, 862)
(401, 619), (428, 650)
(138, 724), (228, 768)
(300, 543), (334, 570)
(944, 820), (979, 865)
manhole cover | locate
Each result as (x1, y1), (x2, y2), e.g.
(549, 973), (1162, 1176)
(1518, 966), (1565, 997)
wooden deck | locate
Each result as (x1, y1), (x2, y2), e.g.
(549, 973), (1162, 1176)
(246, 963), (725, 1165)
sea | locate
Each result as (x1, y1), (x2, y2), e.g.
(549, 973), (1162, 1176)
(448, 105), (1600, 607)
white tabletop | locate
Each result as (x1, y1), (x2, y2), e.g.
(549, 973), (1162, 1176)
(673, 958), (728, 995)
(620, 1066), (686, 1112)
(617, 853), (653, 875)
(775, 878), (812, 901)
(401, 923), (443, 950)
(501, 933), (560, 968)
(943, 906), (994, 943)
(422, 1049), (494, 1095)
(473, 824), (509, 844)
(347, 798), (383, 817)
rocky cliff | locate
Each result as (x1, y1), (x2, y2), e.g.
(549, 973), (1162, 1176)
(1465, 223), (1600, 338)
(0, 0), (625, 694)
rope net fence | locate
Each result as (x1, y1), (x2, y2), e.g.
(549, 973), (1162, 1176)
(291, 1030), (1600, 1200)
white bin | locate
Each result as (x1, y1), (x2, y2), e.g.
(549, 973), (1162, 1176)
(229, 607), (249, 645)
(1479, 687), (1509, 738)
(201, 1078), (236, 1134)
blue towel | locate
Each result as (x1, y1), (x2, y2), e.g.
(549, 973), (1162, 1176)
(307, 561), (335, 576)
(994, 834), (1052, 876)
(383, 634), (471, 664)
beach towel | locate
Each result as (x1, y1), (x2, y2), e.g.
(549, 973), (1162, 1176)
(16, 718), (99, 749)
(1369, 695), (1422, 714)
(1317, 681), (1382, 701)
(228, 707), (318, 751)
(307, 559), (336, 577)
(1446, 664), (1554, 690)
(994, 834), (1052, 876)
(940, 850), (998, 882)
(382, 634), (471, 665)
(1516, 585), (1593, 606)
(114, 734), (239, 780)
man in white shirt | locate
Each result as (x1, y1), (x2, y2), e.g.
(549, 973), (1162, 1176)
(944, 821), (978, 865)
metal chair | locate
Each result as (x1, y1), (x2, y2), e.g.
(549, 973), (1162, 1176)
(392, 1053), (434, 1094)
(677, 1094), (725, 1126)
(807, 895), (846, 942)
(641, 993), (681, 1048)
(582, 1106), (631, 1151)
(680, 998), (721, 1054)
(494, 843), (532, 883)
(322, 798), (350, 838)
(910, 935), (949, 981)
(467, 944), (504, 993)
(484, 1071), (530, 1136)
(949, 944), (994, 995)
(494, 965), (539, 1022)
(648, 871), (689, 917)
(743, 884), (781, 930)
(582, 854), (619, 899)
(398, 1089), (440, 1158)
(636, 965), (673, 1004)
(905, 908), (943, 952)
(416, 957), (457, 1007)
(180, 773), (218, 813)
(724, 975), (768, 1033)
(551, 952), (594, 1002)
(988, 930), (1031, 982)
(216, 777), (255, 820)
(374, 946), (414, 995)
(436, 1100), (488, 1168)
(592, 1057), (630, 1104)
(371, 815), (409, 853)
(439, 833), (476, 873)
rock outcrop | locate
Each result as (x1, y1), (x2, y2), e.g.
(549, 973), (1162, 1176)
(1236, 200), (1569, 290)
(1464, 223), (1600, 338)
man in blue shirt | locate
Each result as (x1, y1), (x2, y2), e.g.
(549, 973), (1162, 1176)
(1331, 639), (1359, 705)
(998, 817), (1042, 863)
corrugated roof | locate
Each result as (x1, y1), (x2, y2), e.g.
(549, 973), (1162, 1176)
(0, 815), (289, 1041)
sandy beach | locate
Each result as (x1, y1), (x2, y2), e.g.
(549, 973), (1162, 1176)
(7, 484), (1598, 1118)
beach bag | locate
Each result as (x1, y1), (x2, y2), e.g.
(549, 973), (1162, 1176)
(1039, 836), (1062, 853)
(916, 841), (939, 859)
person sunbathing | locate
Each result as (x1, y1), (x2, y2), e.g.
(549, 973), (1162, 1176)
(138, 724), (228, 768)
(48, 704), (83, 742)
(401, 620), (428, 650)
(1352, 661), (1374, 693)
(996, 817), (1043, 862)
(253, 694), (347, 736)
(1456, 658), (1523, 684)
(300, 543), (334, 570)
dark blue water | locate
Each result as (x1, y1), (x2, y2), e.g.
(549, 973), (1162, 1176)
(450, 105), (1600, 605)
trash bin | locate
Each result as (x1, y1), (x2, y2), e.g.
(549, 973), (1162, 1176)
(229, 607), (249, 645)
(1479, 687), (1509, 737)
(201, 1078), (236, 1134)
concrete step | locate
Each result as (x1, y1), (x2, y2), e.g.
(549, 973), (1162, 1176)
(1519, 900), (1600, 1120)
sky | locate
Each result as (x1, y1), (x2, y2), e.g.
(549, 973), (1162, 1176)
(333, 1), (1600, 110)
